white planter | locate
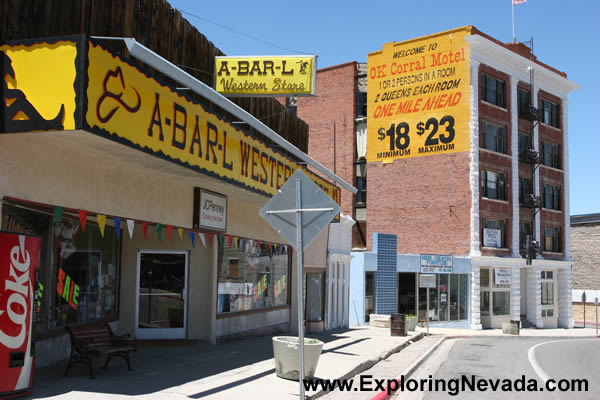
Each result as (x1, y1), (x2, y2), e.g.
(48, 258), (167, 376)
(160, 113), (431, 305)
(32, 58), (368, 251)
(272, 336), (324, 380)
(405, 316), (418, 332)
(369, 314), (391, 328)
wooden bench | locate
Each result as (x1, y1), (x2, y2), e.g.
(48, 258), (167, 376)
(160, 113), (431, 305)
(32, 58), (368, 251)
(65, 323), (137, 379)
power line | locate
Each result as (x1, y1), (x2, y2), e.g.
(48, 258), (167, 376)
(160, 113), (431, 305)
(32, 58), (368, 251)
(177, 9), (312, 55)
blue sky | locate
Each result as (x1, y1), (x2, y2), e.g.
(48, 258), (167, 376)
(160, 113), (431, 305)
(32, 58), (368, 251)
(170, 0), (598, 215)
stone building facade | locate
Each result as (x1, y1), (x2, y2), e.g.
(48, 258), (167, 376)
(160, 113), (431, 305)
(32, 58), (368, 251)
(570, 214), (600, 325)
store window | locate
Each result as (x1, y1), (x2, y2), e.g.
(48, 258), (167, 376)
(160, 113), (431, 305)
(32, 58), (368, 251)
(481, 73), (506, 108)
(1, 202), (120, 336)
(541, 270), (555, 317)
(541, 99), (559, 128)
(306, 273), (324, 322)
(543, 226), (561, 253)
(480, 120), (506, 153)
(481, 169), (506, 201)
(365, 271), (375, 322)
(418, 274), (469, 323)
(480, 267), (510, 317)
(217, 238), (289, 314)
(541, 140), (560, 169)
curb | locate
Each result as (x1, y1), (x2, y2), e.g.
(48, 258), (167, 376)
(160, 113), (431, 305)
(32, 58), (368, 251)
(370, 334), (600, 400)
(309, 332), (425, 399)
(371, 335), (447, 400)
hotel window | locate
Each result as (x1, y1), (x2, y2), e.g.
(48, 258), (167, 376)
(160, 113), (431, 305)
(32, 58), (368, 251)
(481, 169), (506, 201)
(518, 132), (531, 161)
(481, 73), (506, 108)
(217, 239), (290, 314)
(481, 120), (506, 153)
(518, 88), (531, 117)
(519, 222), (532, 251)
(481, 217), (506, 248)
(541, 99), (559, 128)
(543, 226), (561, 253)
(519, 177), (532, 205)
(357, 92), (367, 117)
(541, 140), (560, 169)
(1, 201), (120, 336)
(355, 159), (367, 207)
(543, 184), (561, 210)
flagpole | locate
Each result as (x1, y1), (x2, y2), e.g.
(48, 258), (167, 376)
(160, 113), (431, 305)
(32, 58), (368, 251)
(512, 0), (516, 42)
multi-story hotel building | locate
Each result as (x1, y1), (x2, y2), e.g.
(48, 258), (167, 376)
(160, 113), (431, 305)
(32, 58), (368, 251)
(295, 26), (578, 329)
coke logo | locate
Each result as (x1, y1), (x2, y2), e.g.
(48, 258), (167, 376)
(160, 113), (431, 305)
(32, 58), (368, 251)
(0, 236), (31, 349)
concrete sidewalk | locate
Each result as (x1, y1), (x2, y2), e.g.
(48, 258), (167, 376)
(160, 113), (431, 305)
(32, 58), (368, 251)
(28, 326), (422, 400)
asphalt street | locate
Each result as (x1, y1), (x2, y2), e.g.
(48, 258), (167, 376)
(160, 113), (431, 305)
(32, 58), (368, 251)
(396, 337), (599, 400)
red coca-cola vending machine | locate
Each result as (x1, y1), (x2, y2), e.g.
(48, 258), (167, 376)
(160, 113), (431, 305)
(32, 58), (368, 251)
(0, 231), (41, 398)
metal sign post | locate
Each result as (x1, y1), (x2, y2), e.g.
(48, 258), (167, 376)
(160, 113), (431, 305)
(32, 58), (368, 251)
(596, 297), (598, 336)
(426, 287), (430, 336)
(259, 170), (341, 400)
(294, 178), (305, 399)
(582, 291), (587, 328)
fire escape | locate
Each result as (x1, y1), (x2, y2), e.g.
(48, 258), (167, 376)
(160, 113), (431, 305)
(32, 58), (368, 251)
(519, 39), (542, 265)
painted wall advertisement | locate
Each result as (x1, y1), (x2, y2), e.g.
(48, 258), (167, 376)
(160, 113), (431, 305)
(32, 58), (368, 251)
(214, 55), (316, 97)
(367, 27), (471, 163)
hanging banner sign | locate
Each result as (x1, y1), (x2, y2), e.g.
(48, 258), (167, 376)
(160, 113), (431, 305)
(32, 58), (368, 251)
(367, 26), (472, 163)
(214, 55), (316, 97)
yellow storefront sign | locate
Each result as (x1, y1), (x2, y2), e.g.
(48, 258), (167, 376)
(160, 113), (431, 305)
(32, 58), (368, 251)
(366, 27), (472, 163)
(214, 56), (316, 96)
(1, 40), (78, 132)
(85, 42), (338, 203)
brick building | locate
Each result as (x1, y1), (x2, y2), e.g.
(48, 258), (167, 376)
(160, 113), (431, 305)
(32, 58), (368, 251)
(570, 214), (600, 325)
(295, 26), (579, 329)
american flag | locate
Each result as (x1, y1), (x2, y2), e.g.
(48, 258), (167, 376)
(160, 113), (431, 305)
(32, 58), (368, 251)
(513, 0), (527, 4)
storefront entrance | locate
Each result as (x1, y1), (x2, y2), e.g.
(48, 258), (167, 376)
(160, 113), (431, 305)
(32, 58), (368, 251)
(397, 273), (416, 315)
(418, 274), (468, 322)
(136, 251), (188, 339)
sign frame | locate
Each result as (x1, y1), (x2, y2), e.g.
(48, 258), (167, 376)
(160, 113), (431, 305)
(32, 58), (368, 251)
(214, 55), (317, 97)
(193, 188), (228, 232)
(420, 254), (453, 274)
(419, 274), (437, 288)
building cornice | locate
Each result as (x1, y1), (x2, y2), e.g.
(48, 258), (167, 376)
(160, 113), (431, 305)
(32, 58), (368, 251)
(466, 35), (580, 95)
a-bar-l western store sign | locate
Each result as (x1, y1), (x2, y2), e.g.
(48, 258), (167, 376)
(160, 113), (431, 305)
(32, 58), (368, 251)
(0, 37), (339, 205)
(214, 55), (316, 97)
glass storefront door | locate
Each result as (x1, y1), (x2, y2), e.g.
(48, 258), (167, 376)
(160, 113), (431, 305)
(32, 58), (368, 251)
(136, 251), (188, 339)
